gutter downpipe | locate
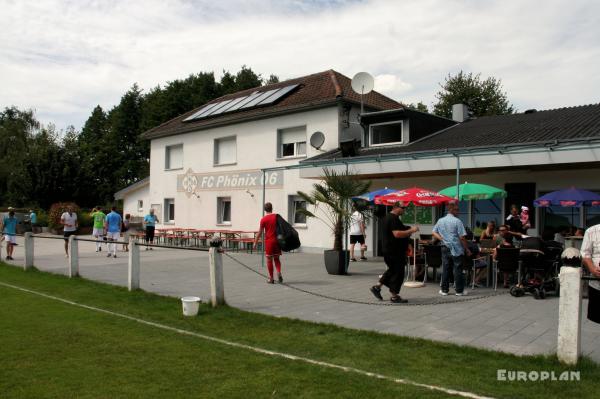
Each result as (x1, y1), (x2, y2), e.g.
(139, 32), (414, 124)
(345, 162), (349, 254)
(455, 154), (461, 201)
(261, 169), (266, 270)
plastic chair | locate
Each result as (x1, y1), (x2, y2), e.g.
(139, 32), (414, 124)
(423, 244), (442, 282)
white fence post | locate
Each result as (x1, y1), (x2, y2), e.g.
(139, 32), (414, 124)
(557, 266), (582, 365)
(209, 239), (225, 307)
(24, 232), (34, 270)
(128, 237), (140, 291)
(68, 235), (79, 278)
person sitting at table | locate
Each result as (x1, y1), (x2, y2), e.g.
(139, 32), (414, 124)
(464, 231), (487, 287)
(575, 227), (585, 237)
(493, 224), (515, 288)
(473, 221), (484, 238)
(553, 226), (568, 245)
(480, 220), (496, 241)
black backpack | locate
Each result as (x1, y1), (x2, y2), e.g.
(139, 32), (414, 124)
(275, 214), (301, 252)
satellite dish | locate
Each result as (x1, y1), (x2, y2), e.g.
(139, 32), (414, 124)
(351, 72), (374, 95)
(309, 131), (325, 150)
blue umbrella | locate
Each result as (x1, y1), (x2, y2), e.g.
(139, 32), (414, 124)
(534, 187), (600, 207)
(353, 187), (397, 202)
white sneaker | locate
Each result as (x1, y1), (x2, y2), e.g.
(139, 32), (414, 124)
(438, 290), (448, 296)
(455, 291), (468, 296)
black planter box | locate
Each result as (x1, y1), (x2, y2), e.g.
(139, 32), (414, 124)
(324, 249), (349, 275)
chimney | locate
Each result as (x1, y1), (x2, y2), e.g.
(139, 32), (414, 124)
(452, 104), (469, 122)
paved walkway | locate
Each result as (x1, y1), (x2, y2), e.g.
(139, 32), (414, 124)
(4, 235), (600, 363)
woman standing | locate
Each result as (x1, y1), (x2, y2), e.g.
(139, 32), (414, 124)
(143, 209), (159, 250)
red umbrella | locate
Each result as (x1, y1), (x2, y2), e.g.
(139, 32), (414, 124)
(374, 187), (455, 288)
(374, 187), (455, 206)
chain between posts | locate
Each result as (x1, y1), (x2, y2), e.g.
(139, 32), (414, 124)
(222, 252), (508, 307)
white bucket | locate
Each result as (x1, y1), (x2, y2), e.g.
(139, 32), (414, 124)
(181, 296), (201, 316)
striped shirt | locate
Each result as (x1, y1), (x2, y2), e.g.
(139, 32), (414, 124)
(432, 213), (467, 257)
(581, 224), (600, 290)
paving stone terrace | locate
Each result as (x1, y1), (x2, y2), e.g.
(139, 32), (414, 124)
(4, 234), (599, 363)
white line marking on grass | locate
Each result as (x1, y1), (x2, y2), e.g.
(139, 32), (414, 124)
(0, 281), (494, 399)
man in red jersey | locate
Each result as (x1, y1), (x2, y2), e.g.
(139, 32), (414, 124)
(253, 202), (283, 284)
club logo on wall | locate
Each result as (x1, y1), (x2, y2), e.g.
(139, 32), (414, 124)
(181, 169), (199, 197)
(177, 168), (284, 196)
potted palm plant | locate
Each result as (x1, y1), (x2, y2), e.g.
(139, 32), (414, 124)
(297, 168), (371, 275)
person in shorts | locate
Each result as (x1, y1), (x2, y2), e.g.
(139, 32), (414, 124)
(253, 202), (283, 284)
(349, 205), (367, 261)
(91, 207), (106, 252)
(143, 209), (159, 250)
(61, 206), (78, 257)
(2, 208), (18, 260)
(104, 206), (122, 258)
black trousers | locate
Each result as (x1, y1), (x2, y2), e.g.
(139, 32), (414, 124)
(589, 285), (600, 324)
(379, 255), (405, 295)
(145, 226), (155, 242)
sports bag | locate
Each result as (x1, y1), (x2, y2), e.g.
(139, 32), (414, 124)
(275, 214), (301, 252)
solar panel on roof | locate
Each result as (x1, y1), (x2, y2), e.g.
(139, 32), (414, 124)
(183, 84), (300, 122)
(202, 99), (234, 117)
(213, 95), (249, 115)
(240, 88), (280, 109)
(194, 101), (225, 118)
(257, 84), (299, 106)
(224, 91), (262, 113)
(183, 102), (219, 121)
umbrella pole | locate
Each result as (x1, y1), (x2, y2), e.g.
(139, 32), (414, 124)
(405, 205), (425, 288)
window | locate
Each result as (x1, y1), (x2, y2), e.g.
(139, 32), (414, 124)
(165, 144), (183, 170)
(164, 198), (175, 223)
(214, 136), (236, 165)
(137, 200), (144, 212)
(217, 197), (231, 224)
(586, 206), (600, 228)
(473, 199), (502, 231)
(369, 121), (404, 146)
(288, 196), (307, 225)
(278, 126), (307, 158)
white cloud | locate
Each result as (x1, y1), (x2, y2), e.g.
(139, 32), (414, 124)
(1, 0), (599, 129)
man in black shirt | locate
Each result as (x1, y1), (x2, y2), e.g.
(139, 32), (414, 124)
(370, 201), (419, 303)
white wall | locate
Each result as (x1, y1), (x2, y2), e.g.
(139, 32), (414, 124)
(122, 184), (149, 218)
(143, 106), (340, 251)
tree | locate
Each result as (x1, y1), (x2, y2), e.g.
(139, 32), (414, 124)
(407, 102), (429, 113)
(433, 71), (514, 118)
(265, 74), (279, 85)
(297, 169), (371, 251)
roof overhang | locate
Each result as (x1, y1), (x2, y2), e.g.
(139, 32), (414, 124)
(114, 177), (150, 200)
(286, 140), (600, 179)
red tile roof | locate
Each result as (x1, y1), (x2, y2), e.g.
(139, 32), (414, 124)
(142, 70), (402, 139)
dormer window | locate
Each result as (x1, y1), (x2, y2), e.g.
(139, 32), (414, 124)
(369, 121), (404, 146)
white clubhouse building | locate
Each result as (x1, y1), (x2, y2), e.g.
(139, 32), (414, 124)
(116, 70), (600, 254)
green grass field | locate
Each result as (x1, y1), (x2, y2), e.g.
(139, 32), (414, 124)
(0, 262), (598, 399)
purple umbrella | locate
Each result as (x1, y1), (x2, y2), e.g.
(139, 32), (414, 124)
(534, 187), (600, 207)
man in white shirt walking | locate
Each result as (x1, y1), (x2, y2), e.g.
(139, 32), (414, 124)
(349, 205), (367, 262)
(60, 206), (78, 257)
(581, 224), (600, 323)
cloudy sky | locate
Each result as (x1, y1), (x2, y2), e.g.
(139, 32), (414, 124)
(2, 0), (599, 130)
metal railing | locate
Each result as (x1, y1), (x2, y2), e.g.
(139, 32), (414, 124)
(6, 233), (224, 307)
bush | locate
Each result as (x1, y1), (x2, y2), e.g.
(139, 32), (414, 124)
(48, 202), (81, 229)
(78, 211), (94, 228)
(36, 210), (49, 227)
